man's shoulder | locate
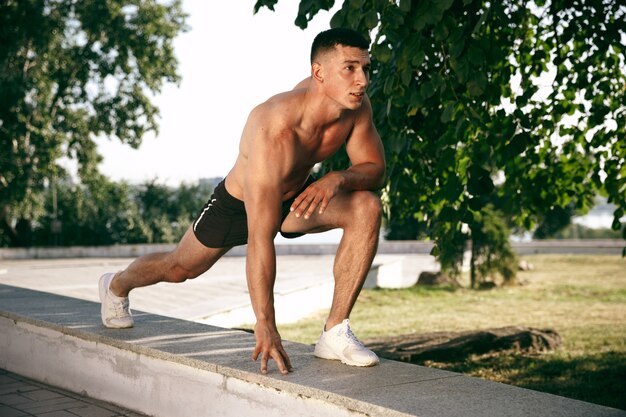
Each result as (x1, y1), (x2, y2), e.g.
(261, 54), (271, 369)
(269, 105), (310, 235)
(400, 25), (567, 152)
(264, 89), (306, 110)
(250, 90), (305, 126)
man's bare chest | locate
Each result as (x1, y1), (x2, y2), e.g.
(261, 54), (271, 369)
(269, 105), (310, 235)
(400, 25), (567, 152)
(294, 121), (353, 164)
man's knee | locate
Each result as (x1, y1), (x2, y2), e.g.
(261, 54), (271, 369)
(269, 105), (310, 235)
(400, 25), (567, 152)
(351, 191), (383, 225)
(165, 264), (199, 283)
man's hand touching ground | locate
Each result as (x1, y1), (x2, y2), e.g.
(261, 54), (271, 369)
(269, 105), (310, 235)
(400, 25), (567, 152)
(252, 320), (293, 375)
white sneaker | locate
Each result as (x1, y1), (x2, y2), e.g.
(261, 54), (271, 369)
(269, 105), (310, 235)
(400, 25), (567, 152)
(99, 273), (134, 329)
(314, 319), (379, 367)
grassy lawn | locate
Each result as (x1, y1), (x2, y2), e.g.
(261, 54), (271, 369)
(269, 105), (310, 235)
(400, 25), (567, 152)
(278, 254), (626, 410)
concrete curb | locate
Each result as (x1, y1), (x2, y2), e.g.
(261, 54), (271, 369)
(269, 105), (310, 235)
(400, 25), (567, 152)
(2, 284), (624, 417)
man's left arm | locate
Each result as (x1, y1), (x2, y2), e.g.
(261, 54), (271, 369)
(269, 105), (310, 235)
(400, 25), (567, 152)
(291, 95), (385, 219)
(337, 95), (386, 190)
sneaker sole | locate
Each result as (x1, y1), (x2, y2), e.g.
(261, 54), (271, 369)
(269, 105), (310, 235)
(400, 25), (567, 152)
(314, 344), (378, 367)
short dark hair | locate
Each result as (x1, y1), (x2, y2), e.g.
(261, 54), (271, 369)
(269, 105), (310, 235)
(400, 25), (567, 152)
(310, 28), (369, 63)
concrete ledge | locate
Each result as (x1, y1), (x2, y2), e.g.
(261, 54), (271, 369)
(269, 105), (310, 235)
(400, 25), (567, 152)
(1, 284), (624, 417)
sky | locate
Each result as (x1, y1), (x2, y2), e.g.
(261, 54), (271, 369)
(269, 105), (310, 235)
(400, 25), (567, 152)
(95, 1), (341, 186)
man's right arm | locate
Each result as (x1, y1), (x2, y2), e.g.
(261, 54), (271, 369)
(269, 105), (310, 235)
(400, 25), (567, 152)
(242, 107), (293, 375)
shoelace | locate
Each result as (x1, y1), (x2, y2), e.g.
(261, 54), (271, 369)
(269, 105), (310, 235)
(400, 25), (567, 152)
(114, 298), (130, 316)
(340, 325), (365, 348)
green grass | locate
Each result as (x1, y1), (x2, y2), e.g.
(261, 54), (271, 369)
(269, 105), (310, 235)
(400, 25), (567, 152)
(278, 254), (626, 410)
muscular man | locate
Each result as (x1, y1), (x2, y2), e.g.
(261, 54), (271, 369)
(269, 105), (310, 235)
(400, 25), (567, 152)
(99, 28), (385, 374)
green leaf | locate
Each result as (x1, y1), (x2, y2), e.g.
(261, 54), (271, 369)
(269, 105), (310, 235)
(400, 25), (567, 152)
(372, 43), (392, 63)
(420, 80), (436, 99)
(442, 174), (463, 200)
(467, 81), (483, 97)
(468, 44), (485, 66)
(253, 0), (278, 13)
(364, 10), (379, 29)
(506, 132), (531, 157)
(468, 166), (494, 196)
(441, 102), (455, 123)
(329, 6), (347, 28)
(612, 216), (623, 231)
(439, 206), (459, 222)
(434, 0), (455, 13)
(450, 56), (470, 83)
(468, 197), (483, 211)
(349, 0), (366, 9)
(412, 49), (426, 66)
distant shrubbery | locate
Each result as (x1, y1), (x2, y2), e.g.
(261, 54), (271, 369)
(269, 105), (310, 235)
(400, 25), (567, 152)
(23, 176), (219, 247)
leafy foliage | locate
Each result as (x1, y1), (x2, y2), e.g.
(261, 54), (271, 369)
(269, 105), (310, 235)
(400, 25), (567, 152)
(255, 0), (626, 278)
(0, 0), (187, 246)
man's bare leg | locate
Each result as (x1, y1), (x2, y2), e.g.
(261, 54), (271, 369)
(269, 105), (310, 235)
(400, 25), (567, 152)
(100, 225), (231, 328)
(281, 190), (382, 327)
(110, 226), (230, 297)
(326, 195), (380, 329)
(281, 190), (382, 366)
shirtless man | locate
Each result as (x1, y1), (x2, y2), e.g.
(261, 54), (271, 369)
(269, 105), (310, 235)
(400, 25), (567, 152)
(99, 28), (386, 374)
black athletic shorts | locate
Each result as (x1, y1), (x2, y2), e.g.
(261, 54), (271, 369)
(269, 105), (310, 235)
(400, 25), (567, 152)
(192, 176), (316, 248)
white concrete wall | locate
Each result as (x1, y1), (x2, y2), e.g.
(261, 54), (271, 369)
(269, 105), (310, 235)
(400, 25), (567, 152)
(0, 316), (367, 417)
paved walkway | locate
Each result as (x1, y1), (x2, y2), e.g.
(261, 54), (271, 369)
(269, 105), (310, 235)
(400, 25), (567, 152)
(0, 368), (146, 417)
(0, 252), (438, 416)
(0, 253), (438, 327)
(0, 255), (340, 327)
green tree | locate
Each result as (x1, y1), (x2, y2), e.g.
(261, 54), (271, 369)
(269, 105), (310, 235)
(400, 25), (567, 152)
(0, 0), (187, 246)
(255, 0), (626, 279)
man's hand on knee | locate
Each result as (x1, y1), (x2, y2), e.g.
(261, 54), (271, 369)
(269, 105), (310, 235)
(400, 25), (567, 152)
(290, 173), (342, 219)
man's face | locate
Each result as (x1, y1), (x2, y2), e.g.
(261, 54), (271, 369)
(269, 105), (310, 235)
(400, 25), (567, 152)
(318, 45), (371, 110)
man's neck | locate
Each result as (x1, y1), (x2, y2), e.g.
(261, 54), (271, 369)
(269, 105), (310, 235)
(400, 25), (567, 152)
(300, 86), (350, 131)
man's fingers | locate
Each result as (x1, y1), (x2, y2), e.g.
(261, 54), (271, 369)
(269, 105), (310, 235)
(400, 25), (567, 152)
(272, 352), (287, 374)
(292, 194), (315, 218)
(252, 346), (260, 361)
(280, 346), (293, 371)
(291, 192), (330, 219)
(260, 354), (268, 374)
(254, 348), (293, 375)
(290, 190), (311, 212)
(272, 348), (292, 375)
(304, 197), (321, 219)
(317, 197), (330, 215)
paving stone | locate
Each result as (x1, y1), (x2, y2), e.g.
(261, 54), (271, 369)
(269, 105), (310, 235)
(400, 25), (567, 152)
(65, 404), (119, 417)
(37, 411), (79, 417)
(0, 370), (147, 417)
(0, 374), (18, 384)
(19, 398), (87, 414)
(0, 393), (31, 406)
(21, 389), (65, 401)
(0, 404), (29, 416)
(0, 382), (39, 395)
